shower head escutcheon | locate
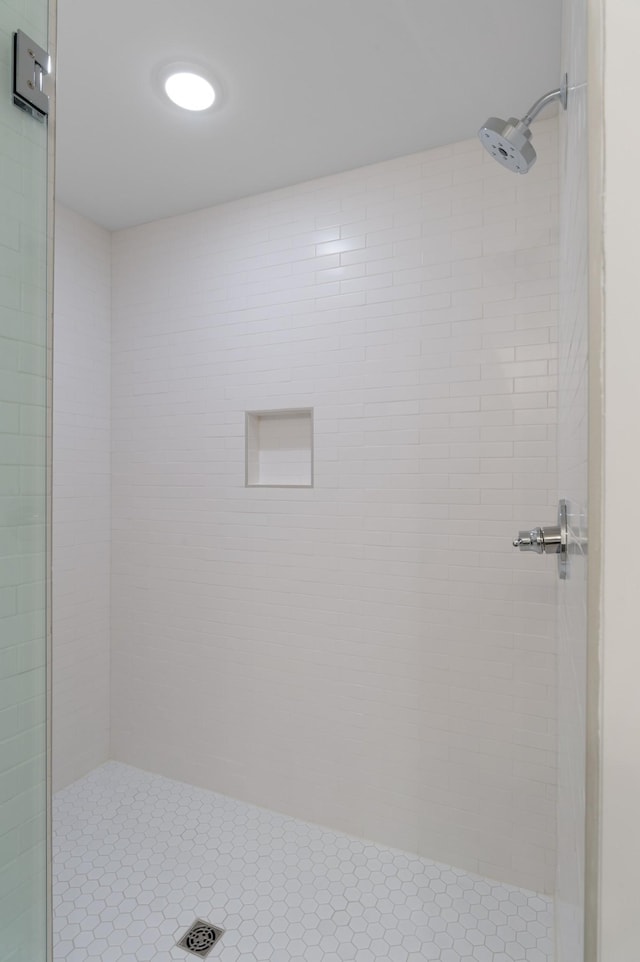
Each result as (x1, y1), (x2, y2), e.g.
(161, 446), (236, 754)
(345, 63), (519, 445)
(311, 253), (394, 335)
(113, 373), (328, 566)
(478, 74), (568, 174)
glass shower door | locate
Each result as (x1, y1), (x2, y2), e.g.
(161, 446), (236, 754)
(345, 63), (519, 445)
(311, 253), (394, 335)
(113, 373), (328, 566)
(0, 2), (51, 960)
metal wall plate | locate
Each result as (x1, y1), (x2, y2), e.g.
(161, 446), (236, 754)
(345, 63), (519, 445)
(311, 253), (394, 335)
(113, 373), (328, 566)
(557, 498), (568, 580)
(13, 29), (51, 120)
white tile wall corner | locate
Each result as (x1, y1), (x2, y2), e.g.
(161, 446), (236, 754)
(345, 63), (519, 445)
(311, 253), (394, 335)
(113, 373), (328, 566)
(556, 0), (588, 957)
(52, 204), (111, 791)
(109, 118), (560, 895)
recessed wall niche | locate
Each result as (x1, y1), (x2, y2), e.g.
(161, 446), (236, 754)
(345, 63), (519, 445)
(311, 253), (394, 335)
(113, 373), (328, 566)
(245, 409), (313, 487)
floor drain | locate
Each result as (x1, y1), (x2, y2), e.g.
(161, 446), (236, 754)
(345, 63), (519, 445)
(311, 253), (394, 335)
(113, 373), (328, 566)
(176, 919), (225, 958)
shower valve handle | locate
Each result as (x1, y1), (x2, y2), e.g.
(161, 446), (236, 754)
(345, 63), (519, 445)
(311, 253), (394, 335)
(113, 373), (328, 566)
(513, 526), (561, 554)
(512, 500), (569, 580)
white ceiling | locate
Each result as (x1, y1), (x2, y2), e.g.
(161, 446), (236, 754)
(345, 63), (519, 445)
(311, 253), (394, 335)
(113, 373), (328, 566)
(55, 0), (561, 231)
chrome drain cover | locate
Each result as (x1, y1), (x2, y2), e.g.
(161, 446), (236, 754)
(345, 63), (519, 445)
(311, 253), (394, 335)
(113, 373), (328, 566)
(176, 919), (225, 958)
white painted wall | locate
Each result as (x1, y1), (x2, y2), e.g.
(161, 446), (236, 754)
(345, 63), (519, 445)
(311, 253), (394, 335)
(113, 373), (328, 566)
(598, 1), (640, 958)
(110, 122), (560, 893)
(556, 1), (589, 959)
(52, 204), (111, 791)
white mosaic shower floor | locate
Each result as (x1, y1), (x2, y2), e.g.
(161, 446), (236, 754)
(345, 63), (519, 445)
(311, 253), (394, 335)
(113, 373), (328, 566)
(52, 763), (553, 962)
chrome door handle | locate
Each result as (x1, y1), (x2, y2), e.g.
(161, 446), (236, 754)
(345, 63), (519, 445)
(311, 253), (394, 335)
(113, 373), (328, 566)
(513, 500), (568, 578)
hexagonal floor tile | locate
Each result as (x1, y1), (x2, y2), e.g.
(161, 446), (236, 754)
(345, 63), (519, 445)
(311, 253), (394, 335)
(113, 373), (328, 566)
(53, 763), (552, 962)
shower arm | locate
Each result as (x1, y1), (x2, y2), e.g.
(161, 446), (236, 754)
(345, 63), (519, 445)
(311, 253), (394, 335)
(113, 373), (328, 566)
(520, 74), (568, 126)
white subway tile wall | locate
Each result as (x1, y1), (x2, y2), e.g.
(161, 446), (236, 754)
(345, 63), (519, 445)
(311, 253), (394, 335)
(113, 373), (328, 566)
(52, 205), (111, 791)
(0, 3), (49, 955)
(109, 118), (559, 894)
(556, 1), (588, 957)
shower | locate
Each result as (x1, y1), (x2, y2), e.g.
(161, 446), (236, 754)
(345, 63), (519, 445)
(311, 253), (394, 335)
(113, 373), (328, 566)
(478, 73), (568, 172)
(1, 0), (596, 958)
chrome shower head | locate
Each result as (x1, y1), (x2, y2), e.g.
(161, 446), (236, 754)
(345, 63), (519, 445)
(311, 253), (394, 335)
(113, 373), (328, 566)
(478, 117), (536, 174)
(478, 75), (568, 174)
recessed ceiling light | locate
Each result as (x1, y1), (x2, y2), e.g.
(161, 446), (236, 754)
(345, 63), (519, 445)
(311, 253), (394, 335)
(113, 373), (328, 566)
(164, 71), (216, 111)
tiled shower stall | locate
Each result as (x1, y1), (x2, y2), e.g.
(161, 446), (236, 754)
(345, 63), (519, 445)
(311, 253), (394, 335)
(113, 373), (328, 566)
(46, 6), (588, 962)
(52, 113), (563, 954)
